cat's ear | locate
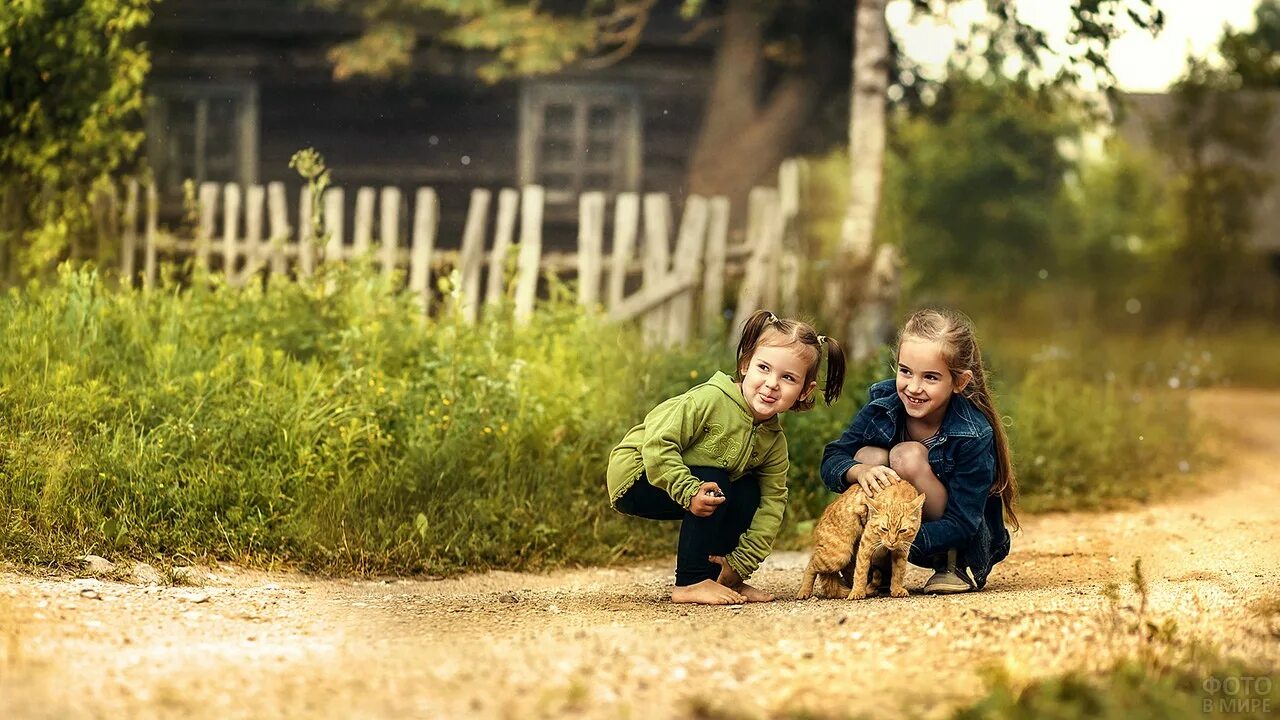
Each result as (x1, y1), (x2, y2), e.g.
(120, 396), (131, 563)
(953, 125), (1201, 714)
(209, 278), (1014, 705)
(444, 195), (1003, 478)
(909, 494), (926, 512)
(865, 497), (881, 514)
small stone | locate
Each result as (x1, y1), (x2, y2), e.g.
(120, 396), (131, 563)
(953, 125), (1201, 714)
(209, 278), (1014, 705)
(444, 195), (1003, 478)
(79, 588), (102, 600)
(171, 566), (206, 585)
(547, 604), (561, 613)
(182, 592), (210, 604)
(499, 593), (519, 604)
(130, 562), (163, 586)
(79, 555), (115, 575)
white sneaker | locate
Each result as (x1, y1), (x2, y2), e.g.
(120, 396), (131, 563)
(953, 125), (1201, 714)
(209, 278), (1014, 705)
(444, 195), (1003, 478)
(922, 550), (976, 594)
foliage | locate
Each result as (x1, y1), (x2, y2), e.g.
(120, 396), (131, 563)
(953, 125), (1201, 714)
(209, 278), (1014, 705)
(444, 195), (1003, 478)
(0, 0), (153, 278)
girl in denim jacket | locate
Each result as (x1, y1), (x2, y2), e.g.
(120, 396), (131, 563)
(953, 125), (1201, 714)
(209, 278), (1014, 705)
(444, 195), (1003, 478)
(820, 309), (1019, 593)
(608, 310), (847, 605)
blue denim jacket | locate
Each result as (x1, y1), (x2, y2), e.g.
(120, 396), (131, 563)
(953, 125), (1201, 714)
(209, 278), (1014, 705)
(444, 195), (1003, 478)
(820, 379), (1011, 588)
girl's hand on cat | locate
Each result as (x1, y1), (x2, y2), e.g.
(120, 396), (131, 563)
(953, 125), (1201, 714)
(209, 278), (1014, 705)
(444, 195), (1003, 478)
(854, 464), (900, 496)
(689, 482), (726, 517)
(708, 555), (743, 587)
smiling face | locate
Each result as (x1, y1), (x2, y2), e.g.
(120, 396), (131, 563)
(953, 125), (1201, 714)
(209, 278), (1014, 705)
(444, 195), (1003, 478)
(896, 337), (971, 427)
(738, 337), (817, 422)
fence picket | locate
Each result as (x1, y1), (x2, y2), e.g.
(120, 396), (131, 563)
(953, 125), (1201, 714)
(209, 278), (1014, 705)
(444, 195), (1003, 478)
(730, 187), (780, 348)
(608, 193), (640, 311)
(353, 187), (375, 257)
(486, 188), (519, 307)
(577, 192), (606, 309)
(323, 187), (344, 264)
(245, 184), (265, 280)
(297, 186), (315, 277)
(701, 196), (730, 335)
(266, 182), (289, 277)
(196, 182), (219, 272)
(459, 188), (491, 323)
(379, 187), (401, 277)
(514, 185), (545, 325)
(222, 183), (241, 280)
(144, 181), (158, 288)
(409, 187), (438, 311)
(667, 195), (709, 345)
(641, 193), (672, 346)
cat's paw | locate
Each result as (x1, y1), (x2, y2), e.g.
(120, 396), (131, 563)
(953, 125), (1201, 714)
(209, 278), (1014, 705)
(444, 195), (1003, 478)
(889, 586), (909, 598)
(847, 587), (869, 600)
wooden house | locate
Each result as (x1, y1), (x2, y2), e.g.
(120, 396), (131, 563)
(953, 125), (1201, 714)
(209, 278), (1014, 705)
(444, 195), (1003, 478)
(145, 0), (718, 246)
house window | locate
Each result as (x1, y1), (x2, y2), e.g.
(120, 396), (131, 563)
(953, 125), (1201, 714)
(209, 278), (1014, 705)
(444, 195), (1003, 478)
(147, 82), (258, 197)
(519, 83), (642, 203)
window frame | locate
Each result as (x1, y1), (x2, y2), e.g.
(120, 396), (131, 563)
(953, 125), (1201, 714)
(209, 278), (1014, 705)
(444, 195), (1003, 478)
(518, 82), (642, 203)
(146, 80), (259, 196)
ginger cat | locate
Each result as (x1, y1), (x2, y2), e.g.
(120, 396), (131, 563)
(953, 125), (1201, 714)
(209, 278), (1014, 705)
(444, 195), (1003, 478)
(797, 478), (925, 600)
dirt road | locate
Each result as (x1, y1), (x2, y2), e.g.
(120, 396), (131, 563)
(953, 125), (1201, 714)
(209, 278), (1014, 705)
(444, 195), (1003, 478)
(2, 389), (1278, 719)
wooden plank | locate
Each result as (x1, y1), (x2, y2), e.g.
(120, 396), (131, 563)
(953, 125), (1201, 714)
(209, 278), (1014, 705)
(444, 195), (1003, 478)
(222, 182), (241, 280)
(779, 251), (801, 317)
(607, 192), (640, 311)
(353, 186), (375, 257)
(196, 182), (219, 273)
(244, 183), (265, 280)
(266, 181), (290, 277)
(458, 188), (491, 323)
(641, 193), (672, 346)
(486, 187), (519, 307)
(121, 179), (139, 284)
(577, 191), (606, 309)
(701, 196), (730, 335)
(513, 185), (545, 325)
(379, 186), (401, 277)
(144, 181), (158, 289)
(297, 186), (315, 277)
(730, 187), (780, 349)
(666, 194), (709, 346)
(409, 187), (438, 311)
(609, 273), (697, 324)
(323, 187), (344, 263)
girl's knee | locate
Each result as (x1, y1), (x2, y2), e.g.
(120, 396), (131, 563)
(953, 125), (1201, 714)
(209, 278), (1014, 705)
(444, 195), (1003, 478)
(889, 442), (930, 476)
(854, 446), (890, 466)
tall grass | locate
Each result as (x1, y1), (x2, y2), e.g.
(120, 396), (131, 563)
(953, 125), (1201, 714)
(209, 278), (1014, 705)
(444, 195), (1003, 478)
(0, 266), (1216, 574)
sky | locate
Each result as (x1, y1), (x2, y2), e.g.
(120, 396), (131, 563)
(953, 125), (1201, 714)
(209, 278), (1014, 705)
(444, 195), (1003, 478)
(887, 0), (1265, 92)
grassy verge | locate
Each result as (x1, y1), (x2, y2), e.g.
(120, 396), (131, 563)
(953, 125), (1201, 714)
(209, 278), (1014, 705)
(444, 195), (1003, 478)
(0, 266), (1225, 574)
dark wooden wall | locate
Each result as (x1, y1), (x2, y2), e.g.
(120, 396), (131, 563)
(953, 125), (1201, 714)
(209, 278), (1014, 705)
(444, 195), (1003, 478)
(146, 0), (715, 249)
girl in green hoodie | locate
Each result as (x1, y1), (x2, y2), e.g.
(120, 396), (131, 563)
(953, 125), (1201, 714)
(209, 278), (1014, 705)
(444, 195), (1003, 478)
(607, 310), (847, 605)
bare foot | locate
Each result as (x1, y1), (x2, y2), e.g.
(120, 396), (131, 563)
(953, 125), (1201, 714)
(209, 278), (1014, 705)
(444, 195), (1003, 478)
(730, 583), (775, 603)
(671, 579), (746, 605)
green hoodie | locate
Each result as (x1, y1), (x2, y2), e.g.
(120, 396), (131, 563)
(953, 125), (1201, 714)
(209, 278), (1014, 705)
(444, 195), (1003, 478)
(606, 371), (790, 580)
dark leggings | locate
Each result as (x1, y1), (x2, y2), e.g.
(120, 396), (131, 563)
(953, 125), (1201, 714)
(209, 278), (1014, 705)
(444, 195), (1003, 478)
(614, 466), (761, 587)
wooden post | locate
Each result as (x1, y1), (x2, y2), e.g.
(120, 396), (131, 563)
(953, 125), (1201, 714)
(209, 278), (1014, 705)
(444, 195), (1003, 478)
(222, 182), (241, 280)
(379, 186), (401, 277)
(196, 182), (219, 273)
(779, 252), (802, 317)
(607, 192), (640, 312)
(667, 194), (709, 346)
(701, 196), (730, 336)
(577, 191), (606, 309)
(323, 187), (344, 264)
(266, 182), (290, 278)
(730, 188), (780, 349)
(121, 179), (139, 285)
(459, 188), (491, 323)
(244, 184), (265, 281)
(409, 187), (438, 312)
(98, 183), (120, 266)
(641, 193), (672, 346)
(297, 186), (315, 277)
(485, 188), (519, 307)
(514, 185), (545, 325)
(144, 181), (158, 289)
(353, 186), (376, 258)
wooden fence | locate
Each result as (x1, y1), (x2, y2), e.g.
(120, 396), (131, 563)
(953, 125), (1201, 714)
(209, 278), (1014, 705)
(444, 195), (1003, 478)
(107, 160), (807, 347)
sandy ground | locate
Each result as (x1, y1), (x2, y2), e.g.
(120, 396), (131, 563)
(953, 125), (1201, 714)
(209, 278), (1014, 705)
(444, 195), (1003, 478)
(1, 389), (1278, 720)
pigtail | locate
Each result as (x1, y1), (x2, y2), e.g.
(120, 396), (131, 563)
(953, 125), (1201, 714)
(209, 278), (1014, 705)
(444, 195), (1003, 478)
(819, 335), (846, 406)
(734, 309), (777, 378)
(964, 350), (1021, 531)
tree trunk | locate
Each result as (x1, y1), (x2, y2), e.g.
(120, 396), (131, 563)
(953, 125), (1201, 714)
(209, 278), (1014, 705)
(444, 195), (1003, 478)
(825, 0), (893, 357)
(685, 0), (831, 221)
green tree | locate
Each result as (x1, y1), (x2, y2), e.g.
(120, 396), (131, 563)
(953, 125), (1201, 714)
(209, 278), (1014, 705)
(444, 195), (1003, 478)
(0, 0), (153, 281)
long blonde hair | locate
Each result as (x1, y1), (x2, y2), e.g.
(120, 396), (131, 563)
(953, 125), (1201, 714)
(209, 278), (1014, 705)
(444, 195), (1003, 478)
(900, 308), (1020, 530)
